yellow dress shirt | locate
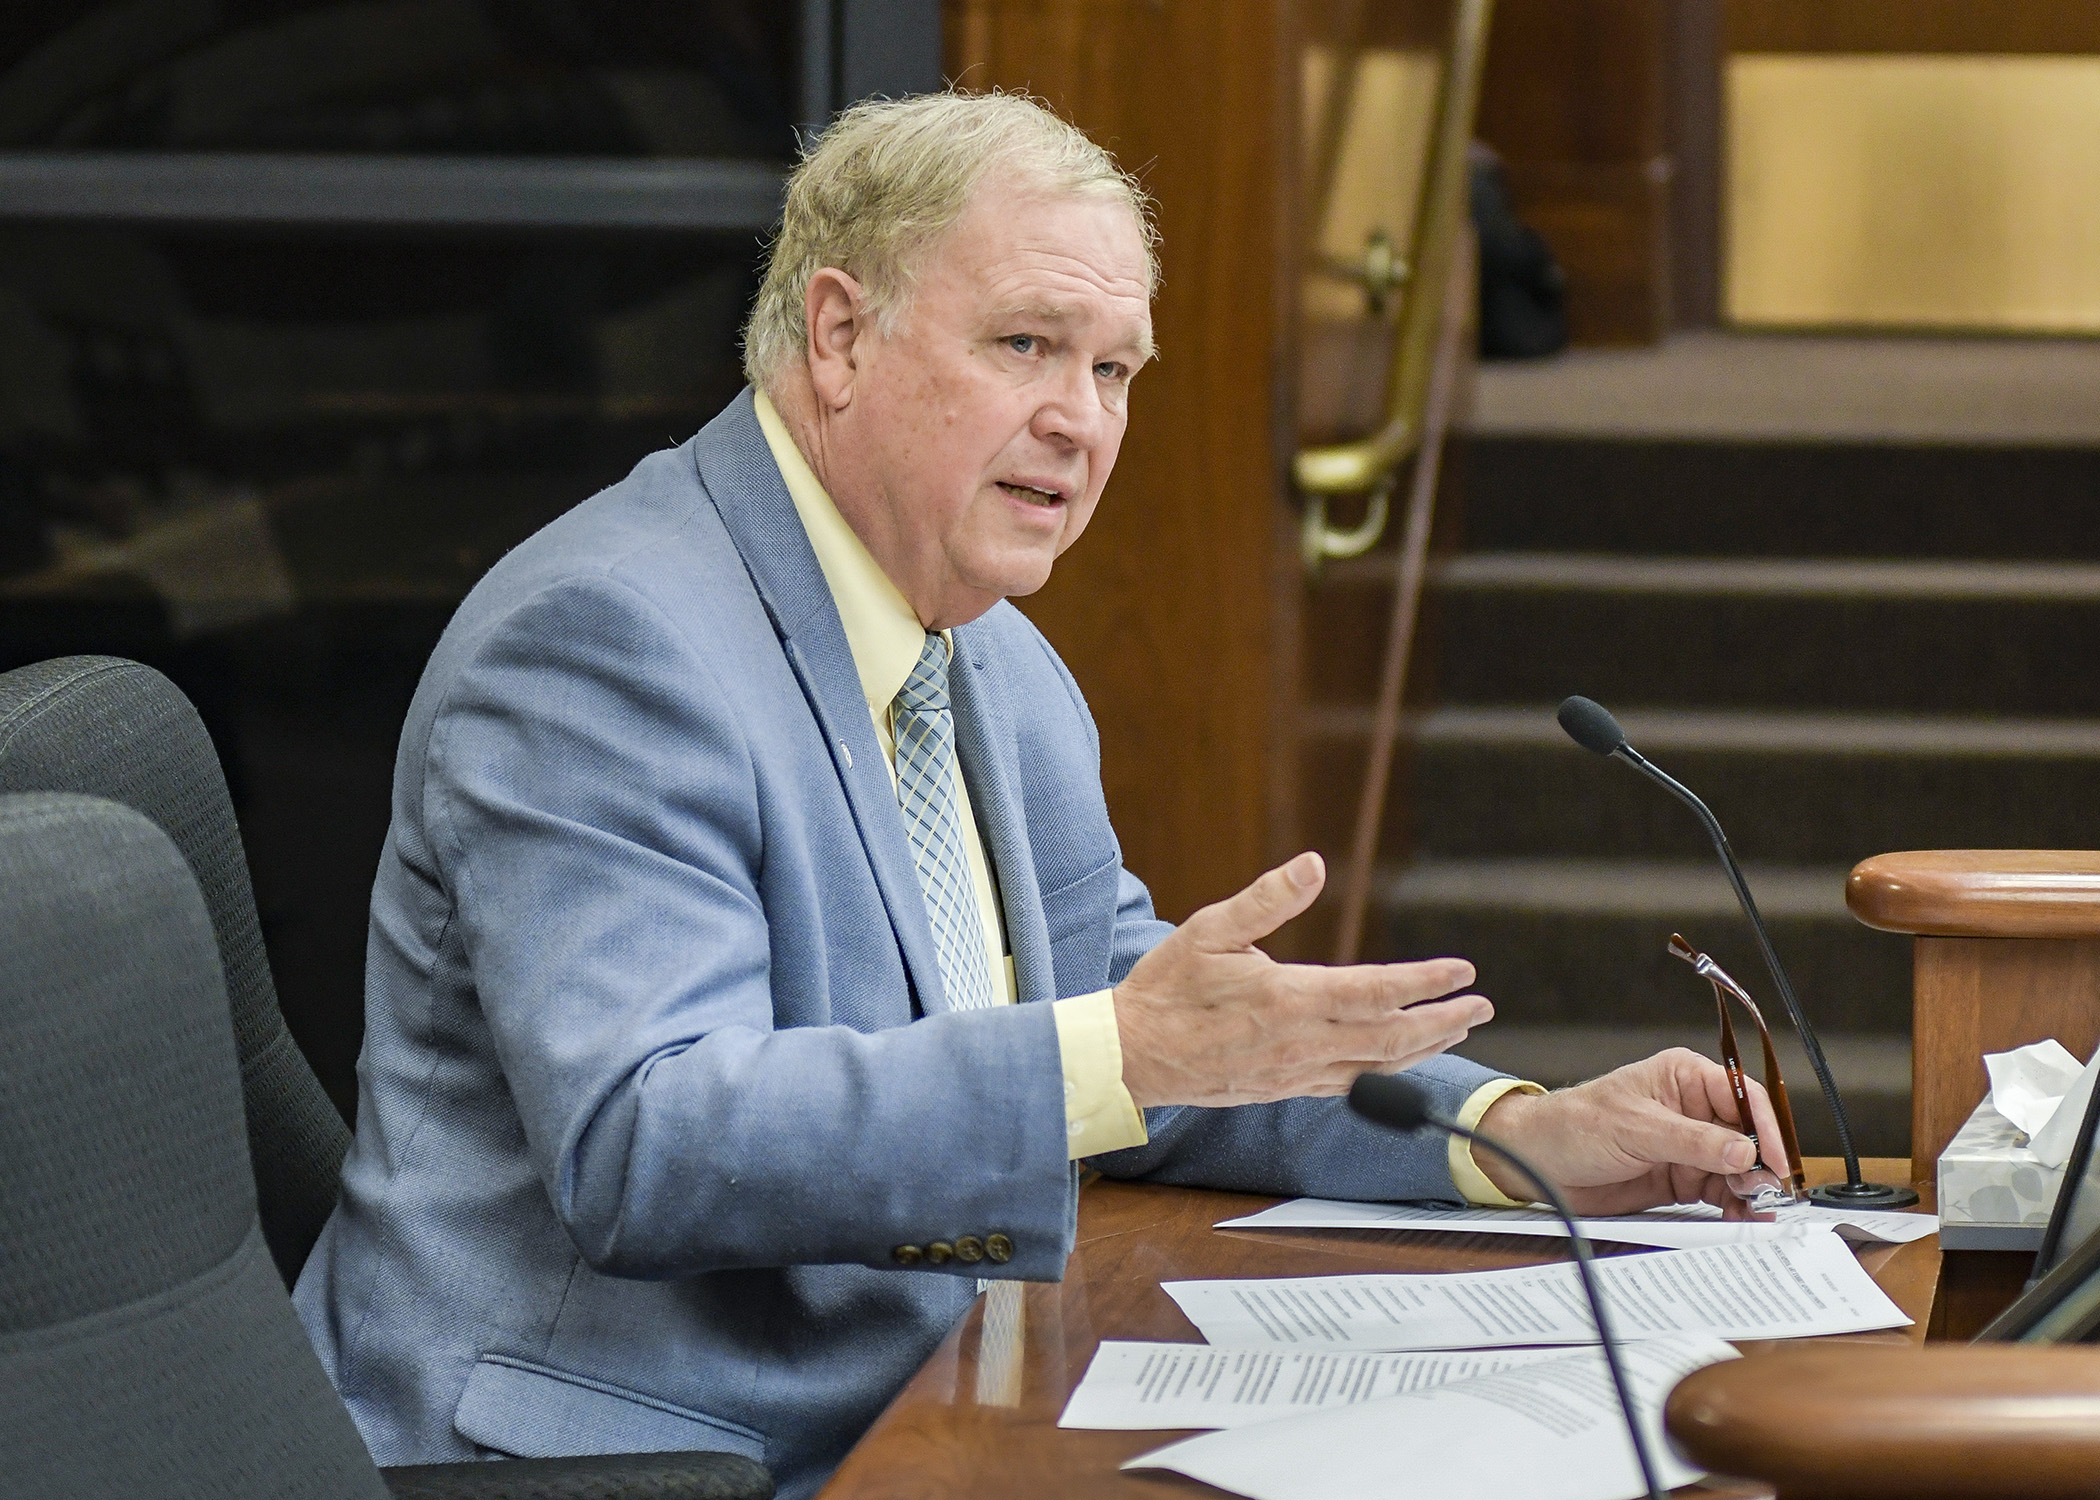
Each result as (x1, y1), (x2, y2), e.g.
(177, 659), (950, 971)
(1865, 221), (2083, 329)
(1447, 1076), (1548, 1205)
(753, 392), (1531, 1194)
(755, 392), (1147, 1159)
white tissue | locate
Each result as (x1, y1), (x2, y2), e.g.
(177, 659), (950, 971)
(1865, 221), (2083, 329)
(1983, 1039), (2100, 1169)
(1985, 1040), (2083, 1139)
(2031, 1046), (2100, 1169)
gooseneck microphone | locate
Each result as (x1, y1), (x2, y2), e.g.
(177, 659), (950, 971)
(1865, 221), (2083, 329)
(1348, 1072), (1666, 1500)
(1556, 695), (1918, 1209)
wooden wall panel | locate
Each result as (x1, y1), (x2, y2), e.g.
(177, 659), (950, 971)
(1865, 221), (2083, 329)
(1910, 935), (2100, 1182)
(1480, 0), (1670, 161)
(1719, 4), (2100, 337)
(1726, 1), (2100, 56)
(944, 0), (1294, 924)
(1667, 0), (1724, 326)
(1477, 0), (1674, 344)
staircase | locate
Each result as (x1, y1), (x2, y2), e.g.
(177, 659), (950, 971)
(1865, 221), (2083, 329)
(1357, 335), (2100, 1157)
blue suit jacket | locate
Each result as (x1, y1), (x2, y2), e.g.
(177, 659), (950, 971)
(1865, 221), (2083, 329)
(294, 390), (1501, 1499)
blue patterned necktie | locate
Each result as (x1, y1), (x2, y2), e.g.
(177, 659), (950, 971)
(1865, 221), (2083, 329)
(892, 633), (996, 1012)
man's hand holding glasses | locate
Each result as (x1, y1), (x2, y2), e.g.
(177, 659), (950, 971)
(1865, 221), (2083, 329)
(1472, 1047), (1793, 1221)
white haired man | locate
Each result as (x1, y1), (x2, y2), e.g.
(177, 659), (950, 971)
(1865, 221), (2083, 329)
(295, 92), (1785, 1499)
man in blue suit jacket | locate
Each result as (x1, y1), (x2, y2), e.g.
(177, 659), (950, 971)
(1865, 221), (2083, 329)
(297, 93), (1787, 1498)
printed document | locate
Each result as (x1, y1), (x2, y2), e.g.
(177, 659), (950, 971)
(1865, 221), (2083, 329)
(1164, 1227), (1909, 1350)
(1127, 1337), (1738, 1500)
(1058, 1342), (1565, 1430)
(1216, 1197), (1938, 1250)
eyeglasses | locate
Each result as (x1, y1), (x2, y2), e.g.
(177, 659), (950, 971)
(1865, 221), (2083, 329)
(1667, 932), (1808, 1210)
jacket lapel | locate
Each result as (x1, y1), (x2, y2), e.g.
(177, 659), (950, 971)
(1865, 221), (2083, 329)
(687, 391), (949, 1016)
(949, 624), (1056, 1006)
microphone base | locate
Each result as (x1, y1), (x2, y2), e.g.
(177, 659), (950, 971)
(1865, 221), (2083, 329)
(1806, 1180), (1920, 1210)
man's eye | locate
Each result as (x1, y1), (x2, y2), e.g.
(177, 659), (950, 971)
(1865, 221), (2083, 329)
(1007, 334), (1037, 355)
(1095, 362), (1124, 381)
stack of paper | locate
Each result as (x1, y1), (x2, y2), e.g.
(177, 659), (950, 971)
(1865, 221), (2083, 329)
(1123, 1337), (1738, 1500)
(1162, 1229), (1909, 1350)
(1214, 1196), (1938, 1250)
(1056, 1225), (1912, 1500)
(1058, 1343), (1567, 1430)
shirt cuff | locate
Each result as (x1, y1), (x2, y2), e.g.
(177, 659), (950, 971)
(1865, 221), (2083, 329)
(1449, 1077), (1548, 1206)
(1051, 989), (1149, 1160)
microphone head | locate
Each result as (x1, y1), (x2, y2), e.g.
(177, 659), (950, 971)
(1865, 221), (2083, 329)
(1557, 696), (1628, 756)
(1348, 1071), (1435, 1133)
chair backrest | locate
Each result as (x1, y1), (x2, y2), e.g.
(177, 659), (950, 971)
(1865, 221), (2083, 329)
(0, 791), (388, 1500)
(0, 655), (350, 1285)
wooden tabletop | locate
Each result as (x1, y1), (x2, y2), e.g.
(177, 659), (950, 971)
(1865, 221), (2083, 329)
(816, 1159), (1939, 1500)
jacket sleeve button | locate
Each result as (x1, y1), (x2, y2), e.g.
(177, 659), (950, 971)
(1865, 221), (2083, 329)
(925, 1241), (954, 1265)
(984, 1233), (1013, 1264)
(892, 1244), (924, 1266)
(953, 1235), (985, 1264)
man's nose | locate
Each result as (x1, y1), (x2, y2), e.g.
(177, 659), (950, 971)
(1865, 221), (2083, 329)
(1031, 360), (1112, 449)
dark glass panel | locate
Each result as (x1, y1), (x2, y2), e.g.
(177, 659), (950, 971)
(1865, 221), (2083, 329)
(0, 1), (809, 1112)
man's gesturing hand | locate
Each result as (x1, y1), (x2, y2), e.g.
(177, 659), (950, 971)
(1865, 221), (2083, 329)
(1473, 1049), (1791, 1221)
(1113, 851), (1492, 1110)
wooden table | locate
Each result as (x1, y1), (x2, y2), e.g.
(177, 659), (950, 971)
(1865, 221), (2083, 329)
(817, 1159), (1940, 1500)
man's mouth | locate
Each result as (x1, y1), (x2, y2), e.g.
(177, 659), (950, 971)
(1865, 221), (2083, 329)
(997, 481), (1066, 507)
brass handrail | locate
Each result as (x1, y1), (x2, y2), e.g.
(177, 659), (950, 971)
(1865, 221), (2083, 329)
(1328, 230), (1475, 964)
(1296, 0), (1495, 570)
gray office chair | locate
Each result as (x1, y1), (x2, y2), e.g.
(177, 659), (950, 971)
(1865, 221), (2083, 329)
(0, 791), (773, 1500)
(0, 654), (347, 1285)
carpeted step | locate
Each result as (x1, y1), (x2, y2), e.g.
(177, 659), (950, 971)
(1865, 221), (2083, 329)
(1424, 553), (2100, 716)
(1371, 856), (1909, 1033)
(1405, 705), (2100, 864)
(1462, 436), (2100, 561)
(1373, 360), (2100, 1171)
(1467, 331), (2100, 453)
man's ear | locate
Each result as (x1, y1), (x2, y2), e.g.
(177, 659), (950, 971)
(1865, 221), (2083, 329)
(804, 267), (865, 412)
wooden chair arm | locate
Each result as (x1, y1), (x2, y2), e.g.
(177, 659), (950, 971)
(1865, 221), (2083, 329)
(1665, 1344), (2100, 1499)
(1848, 850), (2100, 938)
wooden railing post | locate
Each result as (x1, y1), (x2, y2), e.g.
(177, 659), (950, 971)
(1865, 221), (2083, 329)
(1848, 851), (2100, 1182)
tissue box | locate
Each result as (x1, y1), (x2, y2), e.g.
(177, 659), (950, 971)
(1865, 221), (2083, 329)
(1937, 1096), (2063, 1250)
